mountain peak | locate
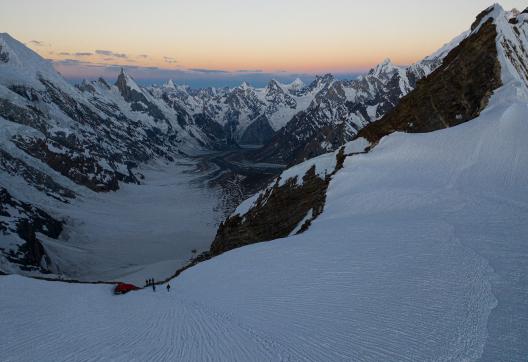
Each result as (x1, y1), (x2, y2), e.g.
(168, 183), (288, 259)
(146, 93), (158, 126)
(314, 73), (334, 85)
(471, 3), (504, 30)
(164, 79), (176, 89)
(288, 78), (305, 90)
(97, 77), (111, 89)
(115, 68), (142, 97)
(369, 58), (399, 78)
(267, 79), (283, 91)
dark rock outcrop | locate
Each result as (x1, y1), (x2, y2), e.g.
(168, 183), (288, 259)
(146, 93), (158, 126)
(210, 166), (328, 255)
(210, 149), (346, 255)
(13, 137), (136, 192)
(193, 113), (230, 147)
(0, 187), (63, 273)
(0, 44), (8, 63)
(358, 19), (501, 143)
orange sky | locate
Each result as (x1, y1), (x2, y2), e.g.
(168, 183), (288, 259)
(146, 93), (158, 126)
(1, 0), (524, 82)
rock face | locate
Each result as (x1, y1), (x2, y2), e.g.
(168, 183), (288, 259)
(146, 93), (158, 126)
(210, 149), (345, 255)
(115, 69), (165, 121)
(0, 187), (63, 273)
(359, 19), (501, 143)
(0, 149), (75, 202)
(209, 6), (519, 257)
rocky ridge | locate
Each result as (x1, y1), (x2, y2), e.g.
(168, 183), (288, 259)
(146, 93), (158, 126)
(209, 5), (524, 256)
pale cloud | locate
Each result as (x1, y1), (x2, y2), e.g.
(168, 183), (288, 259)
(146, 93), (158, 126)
(95, 50), (128, 58)
(163, 56), (178, 64)
(28, 40), (46, 46)
(189, 68), (228, 74)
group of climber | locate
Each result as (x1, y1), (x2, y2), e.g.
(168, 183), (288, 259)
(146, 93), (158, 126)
(145, 278), (170, 292)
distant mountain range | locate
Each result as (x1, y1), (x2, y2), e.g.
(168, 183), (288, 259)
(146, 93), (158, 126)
(144, 33), (466, 165)
(0, 13), (487, 275)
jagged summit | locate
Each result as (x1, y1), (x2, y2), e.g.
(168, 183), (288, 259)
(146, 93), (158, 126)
(239, 81), (251, 90)
(266, 79), (284, 92)
(164, 79), (176, 89)
(314, 73), (335, 83)
(288, 77), (305, 91)
(369, 58), (400, 78)
(115, 67), (143, 98)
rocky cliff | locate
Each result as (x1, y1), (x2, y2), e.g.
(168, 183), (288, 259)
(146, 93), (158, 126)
(358, 18), (501, 143)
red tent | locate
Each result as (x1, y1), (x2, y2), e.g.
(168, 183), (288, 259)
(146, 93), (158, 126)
(114, 282), (139, 295)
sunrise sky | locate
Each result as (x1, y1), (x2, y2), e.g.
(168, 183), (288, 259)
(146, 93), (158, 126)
(0, 0), (524, 86)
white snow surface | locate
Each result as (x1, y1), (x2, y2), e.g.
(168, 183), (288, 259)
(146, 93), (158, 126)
(1, 76), (526, 360)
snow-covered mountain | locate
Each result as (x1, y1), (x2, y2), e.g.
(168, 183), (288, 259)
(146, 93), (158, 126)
(146, 28), (467, 168)
(0, 33), (221, 274)
(250, 33), (469, 166)
(146, 36), (466, 160)
(148, 77), (324, 145)
(0, 2), (523, 283)
(203, 6), (528, 359)
(1, 29), (465, 275)
(211, 5), (527, 260)
(1, 6), (526, 361)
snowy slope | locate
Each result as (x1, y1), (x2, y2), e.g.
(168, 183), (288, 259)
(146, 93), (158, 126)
(0, 5), (526, 361)
(1, 76), (526, 360)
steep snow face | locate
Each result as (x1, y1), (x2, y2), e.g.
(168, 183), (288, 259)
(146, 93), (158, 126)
(492, 6), (528, 87)
(0, 33), (67, 90)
